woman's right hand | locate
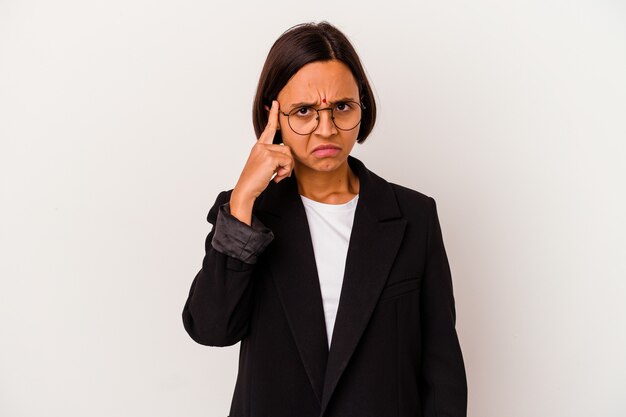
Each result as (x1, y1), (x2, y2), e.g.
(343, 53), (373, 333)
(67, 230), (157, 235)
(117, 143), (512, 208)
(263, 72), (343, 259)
(229, 100), (294, 225)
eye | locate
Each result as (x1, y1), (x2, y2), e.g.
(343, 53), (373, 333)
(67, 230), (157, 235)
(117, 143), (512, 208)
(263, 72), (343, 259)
(292, 106), (314, 117)
(335, 102), (352, 112)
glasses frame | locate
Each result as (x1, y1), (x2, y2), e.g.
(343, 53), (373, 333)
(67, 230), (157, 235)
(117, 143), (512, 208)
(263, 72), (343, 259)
(278, 100), (366, 135)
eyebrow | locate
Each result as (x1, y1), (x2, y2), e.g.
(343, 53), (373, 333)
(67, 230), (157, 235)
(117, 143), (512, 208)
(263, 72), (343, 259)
(288, 97), (357, 110)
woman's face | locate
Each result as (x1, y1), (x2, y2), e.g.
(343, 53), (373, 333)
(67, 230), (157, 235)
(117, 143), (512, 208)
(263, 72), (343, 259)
(276, 60), (361, 174)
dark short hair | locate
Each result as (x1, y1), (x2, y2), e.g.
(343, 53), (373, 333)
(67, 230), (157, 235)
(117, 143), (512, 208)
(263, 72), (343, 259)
(252, 21), (377, 144)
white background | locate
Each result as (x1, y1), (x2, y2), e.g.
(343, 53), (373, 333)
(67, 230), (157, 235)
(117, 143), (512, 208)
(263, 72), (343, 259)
(1, 1), (625, 416)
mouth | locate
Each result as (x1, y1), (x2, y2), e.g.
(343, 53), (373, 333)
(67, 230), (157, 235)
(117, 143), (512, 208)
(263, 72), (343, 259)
(311, 144), (341, 157)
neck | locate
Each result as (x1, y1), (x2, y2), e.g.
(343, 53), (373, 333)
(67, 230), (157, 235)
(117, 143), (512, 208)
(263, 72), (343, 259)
(294, 159), (360, 204)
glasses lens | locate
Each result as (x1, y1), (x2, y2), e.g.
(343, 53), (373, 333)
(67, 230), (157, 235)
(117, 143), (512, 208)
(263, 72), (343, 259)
(288, 106), (319, 135)
(332, 101), (362, 131)
(287, 101), (362, 135)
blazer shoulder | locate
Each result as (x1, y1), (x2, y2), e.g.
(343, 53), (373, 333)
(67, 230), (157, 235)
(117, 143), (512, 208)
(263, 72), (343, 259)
(386, 182), (439, 225)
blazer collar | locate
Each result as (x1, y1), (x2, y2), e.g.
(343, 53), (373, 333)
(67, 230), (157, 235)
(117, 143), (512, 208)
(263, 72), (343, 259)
(254, 156), (407, 414)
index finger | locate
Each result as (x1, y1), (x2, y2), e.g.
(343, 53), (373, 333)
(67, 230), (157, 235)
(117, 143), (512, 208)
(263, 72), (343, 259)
(258, 100), (280, 145)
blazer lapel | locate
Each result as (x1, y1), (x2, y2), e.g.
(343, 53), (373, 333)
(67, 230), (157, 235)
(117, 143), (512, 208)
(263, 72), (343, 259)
(256, 176), (329, 405)
(319, 157), (407, 416)
(254, 156), (407, 413)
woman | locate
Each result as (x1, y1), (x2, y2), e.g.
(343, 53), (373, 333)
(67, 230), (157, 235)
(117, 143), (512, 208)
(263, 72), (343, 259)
(183, 21), (467, 417)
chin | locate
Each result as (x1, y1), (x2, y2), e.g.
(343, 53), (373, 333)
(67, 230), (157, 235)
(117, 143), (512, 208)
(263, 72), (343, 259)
(312, 157), (346, 172)
(294, 158), (331, 173)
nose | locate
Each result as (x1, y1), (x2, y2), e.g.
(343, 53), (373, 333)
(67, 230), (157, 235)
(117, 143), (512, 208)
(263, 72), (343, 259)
(314, 108), (337, 136)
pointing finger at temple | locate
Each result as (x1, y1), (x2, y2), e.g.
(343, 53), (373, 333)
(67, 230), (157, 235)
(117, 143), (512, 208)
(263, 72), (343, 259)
(258, 100), (280, 145)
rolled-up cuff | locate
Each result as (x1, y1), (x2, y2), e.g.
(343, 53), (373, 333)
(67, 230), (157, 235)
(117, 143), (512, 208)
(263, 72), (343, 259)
(211, 203), (274, 264)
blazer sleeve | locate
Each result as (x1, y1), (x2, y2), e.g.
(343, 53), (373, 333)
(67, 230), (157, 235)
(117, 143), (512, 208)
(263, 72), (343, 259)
(182, 190), (274, 347)
(420, 197), (468, 417)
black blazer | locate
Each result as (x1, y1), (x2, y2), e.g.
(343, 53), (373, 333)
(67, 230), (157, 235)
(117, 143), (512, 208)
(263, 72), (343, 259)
(183, 156), (467, 417)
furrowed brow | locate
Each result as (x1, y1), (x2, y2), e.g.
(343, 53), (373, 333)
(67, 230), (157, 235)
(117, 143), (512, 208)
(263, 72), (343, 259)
(288, 97), (357, 110)
(329, 97), (357, 104)
(289, 101), (318, 110)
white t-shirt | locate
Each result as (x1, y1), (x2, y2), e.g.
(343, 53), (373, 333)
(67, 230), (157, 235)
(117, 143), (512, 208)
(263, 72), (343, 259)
(300, 194), (359, 349)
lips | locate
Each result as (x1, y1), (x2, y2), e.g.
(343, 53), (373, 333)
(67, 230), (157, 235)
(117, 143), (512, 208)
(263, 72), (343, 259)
(312, 144), (341, 157)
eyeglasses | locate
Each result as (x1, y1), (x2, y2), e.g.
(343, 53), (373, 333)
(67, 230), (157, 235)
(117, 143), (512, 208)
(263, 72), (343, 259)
(279, 100), (365, 135)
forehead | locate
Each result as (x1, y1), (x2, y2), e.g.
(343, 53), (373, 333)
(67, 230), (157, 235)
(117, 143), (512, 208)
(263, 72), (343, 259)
(278, 60), (359, 103)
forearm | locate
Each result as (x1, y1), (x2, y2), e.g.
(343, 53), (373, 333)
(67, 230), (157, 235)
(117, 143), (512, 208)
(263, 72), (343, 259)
(183, 240), (257, 346)
(182, 192), (274, 346)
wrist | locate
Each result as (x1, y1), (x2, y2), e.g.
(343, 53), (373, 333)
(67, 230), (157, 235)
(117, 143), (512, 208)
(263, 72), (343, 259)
(229, 189), (255, 226)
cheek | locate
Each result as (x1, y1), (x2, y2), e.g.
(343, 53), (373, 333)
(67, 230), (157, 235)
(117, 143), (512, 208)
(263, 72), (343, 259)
(343, 132), (359, 149)
(281, 134), (308, 156)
